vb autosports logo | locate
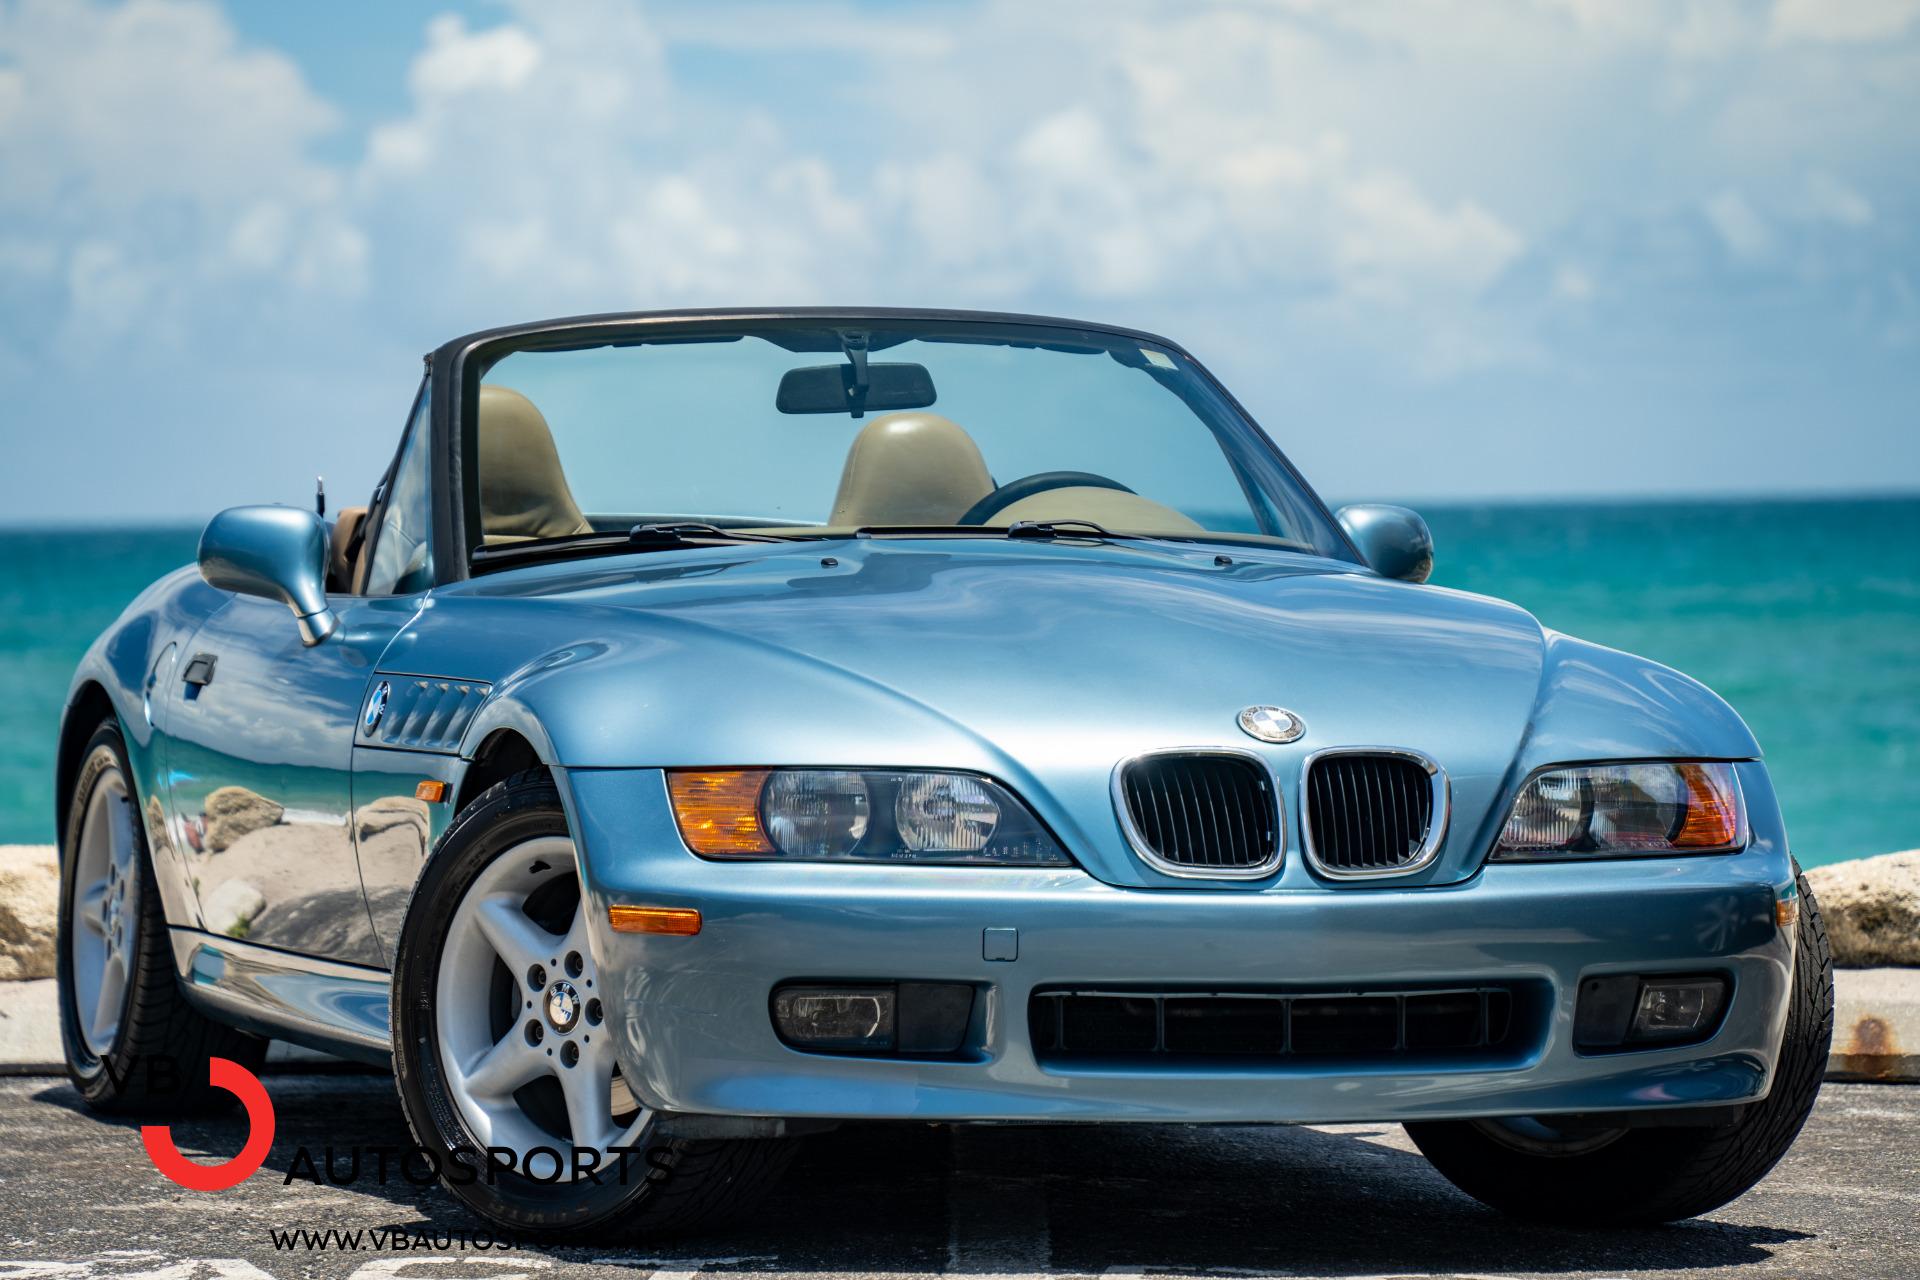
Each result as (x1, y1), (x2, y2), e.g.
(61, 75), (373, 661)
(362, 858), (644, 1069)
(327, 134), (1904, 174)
(140, 1057), (665, 1191)
(143, 1057), (277, 1191)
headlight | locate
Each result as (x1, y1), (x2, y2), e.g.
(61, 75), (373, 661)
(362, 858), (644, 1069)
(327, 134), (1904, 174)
(1491, 761), (1744, 860)
(666, 768), (1072, 866)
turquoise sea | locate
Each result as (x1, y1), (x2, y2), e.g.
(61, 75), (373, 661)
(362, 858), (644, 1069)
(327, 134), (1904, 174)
(2, 497), (1915, 866)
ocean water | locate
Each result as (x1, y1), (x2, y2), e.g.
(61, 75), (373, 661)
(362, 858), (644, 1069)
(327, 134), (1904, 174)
(2, 498), (1914, 866)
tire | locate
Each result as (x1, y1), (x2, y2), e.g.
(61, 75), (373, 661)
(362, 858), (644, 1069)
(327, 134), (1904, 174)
(1406, 862), (1834, 1226)
(58, 719), (267, 1112)
(391, 769), (794, 1240)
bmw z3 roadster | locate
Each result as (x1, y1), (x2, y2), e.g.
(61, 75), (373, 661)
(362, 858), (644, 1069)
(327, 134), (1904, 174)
(58, 308), (1831, 1237)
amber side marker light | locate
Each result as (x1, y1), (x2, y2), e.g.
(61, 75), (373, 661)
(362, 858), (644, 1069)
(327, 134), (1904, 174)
(415, 780), (448, 804)
(1776, 895), (1800, 929)
(609, 905), (703, 936)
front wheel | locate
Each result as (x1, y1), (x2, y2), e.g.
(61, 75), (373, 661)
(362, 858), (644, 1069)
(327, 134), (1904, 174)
(1406, 863), (1833, 1225)
(391, 770), (793, 1240)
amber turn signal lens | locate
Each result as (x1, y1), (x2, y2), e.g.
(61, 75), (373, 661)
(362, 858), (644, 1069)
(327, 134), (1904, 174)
(608, 905), (703, 936)
(1671, 763), (1741, 849)
(666, 769), (773, 855)
(1776, 895), (1800, 929)
(415, 780), (448, 804)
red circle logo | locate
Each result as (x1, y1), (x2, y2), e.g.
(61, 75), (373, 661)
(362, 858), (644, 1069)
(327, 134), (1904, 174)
(141, 1057), (276, 1192)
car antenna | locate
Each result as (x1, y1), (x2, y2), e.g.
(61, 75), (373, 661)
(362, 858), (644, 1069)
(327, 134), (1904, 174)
(315, 475), (326, 518)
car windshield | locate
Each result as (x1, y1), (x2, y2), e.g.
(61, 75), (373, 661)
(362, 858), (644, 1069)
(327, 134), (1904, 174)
(467, 320), (1355, 563)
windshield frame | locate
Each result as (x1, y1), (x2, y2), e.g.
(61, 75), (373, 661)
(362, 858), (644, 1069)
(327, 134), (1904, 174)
(432, 308), (1364, 582)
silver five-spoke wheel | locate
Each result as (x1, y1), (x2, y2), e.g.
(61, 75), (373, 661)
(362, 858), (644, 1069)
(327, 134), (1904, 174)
(68, 762), (138, 1056)
(394, 769), (792, 1238)
(60, 722), (265, 1110)
(436, 836), (648, 1176)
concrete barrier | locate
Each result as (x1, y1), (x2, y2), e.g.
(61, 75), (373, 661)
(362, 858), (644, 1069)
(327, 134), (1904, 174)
(1828, 967), (1920, 1083)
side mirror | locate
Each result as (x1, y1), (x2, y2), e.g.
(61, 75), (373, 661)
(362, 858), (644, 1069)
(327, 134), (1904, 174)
(1336, 504), (1434, 584)
(197, 506), (338, 645)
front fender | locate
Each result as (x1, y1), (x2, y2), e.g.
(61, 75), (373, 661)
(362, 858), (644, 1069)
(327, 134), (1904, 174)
(1444, 630), (1779, 880)
(59, 565), (229, 929)
(1518, 631), (1761, 770)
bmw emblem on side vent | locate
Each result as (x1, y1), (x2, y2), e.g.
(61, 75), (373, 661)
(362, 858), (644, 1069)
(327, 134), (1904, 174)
(363, 681), (391, 736)
(1237, 705), (1304, 744)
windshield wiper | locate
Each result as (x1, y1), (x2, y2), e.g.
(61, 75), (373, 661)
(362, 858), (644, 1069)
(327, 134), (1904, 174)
(628, 522), (784, 546)
(1002, 519), (1142, 541)
(851, 521), (1144, 541)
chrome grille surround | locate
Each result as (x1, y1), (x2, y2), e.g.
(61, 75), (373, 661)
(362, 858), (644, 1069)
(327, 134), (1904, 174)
(1300, 746), (1450, 880)
(1110, 747), (1284, 881)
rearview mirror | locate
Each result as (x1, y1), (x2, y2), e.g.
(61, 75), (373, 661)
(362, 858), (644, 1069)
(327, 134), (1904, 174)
(197, 505), (338, 645)
(776, 362), (936, 416)
(1336, 504), (1434, 583)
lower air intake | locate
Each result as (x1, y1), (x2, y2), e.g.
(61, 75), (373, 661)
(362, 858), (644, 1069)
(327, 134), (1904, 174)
(1030, 986), (1520, 1065)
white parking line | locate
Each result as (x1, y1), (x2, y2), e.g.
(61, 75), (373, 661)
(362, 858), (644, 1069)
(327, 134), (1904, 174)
(595, 1261), (773, 1280)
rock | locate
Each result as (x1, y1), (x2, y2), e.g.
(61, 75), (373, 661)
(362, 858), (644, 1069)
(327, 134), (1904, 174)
(355, 796), (431, 883)
(202, 786), (283, 853)
(201, 878), (267, 939)
(0, 846), (60, 981)
(356, 795), (431, 845)
(1809, 850), (1920, 968)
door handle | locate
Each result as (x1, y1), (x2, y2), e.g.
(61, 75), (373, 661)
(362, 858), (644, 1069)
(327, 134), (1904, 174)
(182, 653), (218, 687)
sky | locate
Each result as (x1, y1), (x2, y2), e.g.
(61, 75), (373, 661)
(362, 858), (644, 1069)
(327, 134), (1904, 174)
(1, 0), (1916, 525)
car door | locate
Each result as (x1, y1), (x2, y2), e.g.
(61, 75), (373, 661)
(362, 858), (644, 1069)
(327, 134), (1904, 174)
(162, 594), (417, 966)
(163, 380), (436, 968)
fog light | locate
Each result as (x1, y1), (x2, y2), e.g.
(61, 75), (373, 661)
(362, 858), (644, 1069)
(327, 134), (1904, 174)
(1632, 979), (1727, 1041)
(1575, 972), (1729, 1051)
(771, 985), (895, 1051)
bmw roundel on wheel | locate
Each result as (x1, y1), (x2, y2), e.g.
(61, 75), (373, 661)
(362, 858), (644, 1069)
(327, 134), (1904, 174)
(56, 308), (1832, 1239)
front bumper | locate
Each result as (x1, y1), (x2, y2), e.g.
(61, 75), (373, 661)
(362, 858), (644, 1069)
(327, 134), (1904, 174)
(564, 768), (1796, 1125)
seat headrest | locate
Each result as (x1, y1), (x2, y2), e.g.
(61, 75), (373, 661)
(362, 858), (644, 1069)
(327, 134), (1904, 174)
(478, 385), (592, 541)
(828, 411), (994, 529)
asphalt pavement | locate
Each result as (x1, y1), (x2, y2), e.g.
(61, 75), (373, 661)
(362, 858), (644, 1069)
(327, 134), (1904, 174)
(0, 1073), (1915, 1280)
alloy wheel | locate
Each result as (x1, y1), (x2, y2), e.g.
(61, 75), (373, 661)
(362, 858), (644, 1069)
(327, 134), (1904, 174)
(434, 837), (648, 1177)
(68, 761), (138, 1057)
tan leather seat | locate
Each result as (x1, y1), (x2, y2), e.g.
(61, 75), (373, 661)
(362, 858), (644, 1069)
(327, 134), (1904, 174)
(327, 506), (369, 593)
(828, 411), (994, 528)
(479, 385), (592, 541)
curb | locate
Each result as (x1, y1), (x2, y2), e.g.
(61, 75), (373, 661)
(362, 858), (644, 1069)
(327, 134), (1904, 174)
(0, 979), (373, 1076)
(1827, 967), (1920, 1083)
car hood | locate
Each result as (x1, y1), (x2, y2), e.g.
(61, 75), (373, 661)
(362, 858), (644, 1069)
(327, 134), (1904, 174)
(434, 539), (1753, 888)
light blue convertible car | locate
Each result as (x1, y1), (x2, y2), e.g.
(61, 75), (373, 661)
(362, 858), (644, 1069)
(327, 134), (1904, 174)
(57, 309), (1831, 1238)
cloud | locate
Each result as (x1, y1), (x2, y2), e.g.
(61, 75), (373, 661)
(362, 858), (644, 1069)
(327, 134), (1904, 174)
(0, 0), (1916, 519)
(1553, 264), (1595, 302)
(332, 1), (1534, 376)
(1704, 189), (1774, 260)
(0, 0), (362, 354)
(410, 13), (541, 97)
(8, 0), (1909, 370)
(1805, 170), (1874, 227)
(1772, 0), (1920, 44)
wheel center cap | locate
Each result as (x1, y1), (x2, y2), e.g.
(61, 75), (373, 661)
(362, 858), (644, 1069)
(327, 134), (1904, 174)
(545, 980), (581, 1032)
